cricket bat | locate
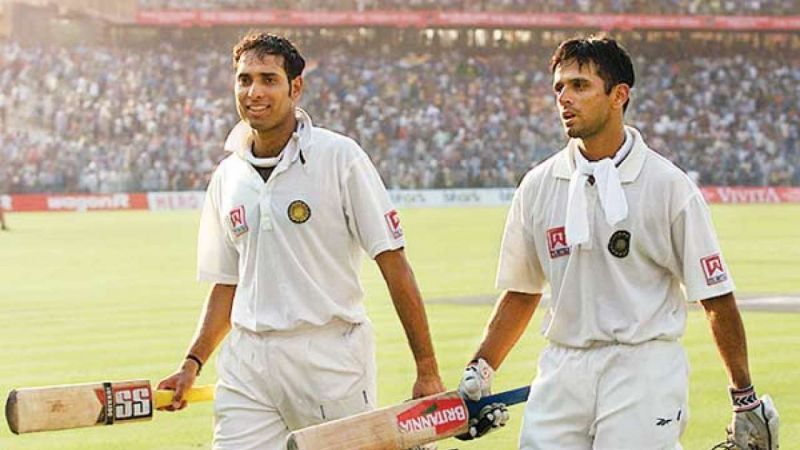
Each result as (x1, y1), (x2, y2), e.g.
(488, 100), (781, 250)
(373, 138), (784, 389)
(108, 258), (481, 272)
(5, 380), (214, 434)
(287, 386), (530, 450)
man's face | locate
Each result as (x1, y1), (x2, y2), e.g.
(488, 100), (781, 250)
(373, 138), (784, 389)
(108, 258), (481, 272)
(552, 60), (614, 140)
(234, 51), (302, 132)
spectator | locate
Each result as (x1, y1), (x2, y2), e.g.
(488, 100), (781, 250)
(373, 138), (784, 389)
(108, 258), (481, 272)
(1, 37), (798, 193)
(137, 0), (800, 14)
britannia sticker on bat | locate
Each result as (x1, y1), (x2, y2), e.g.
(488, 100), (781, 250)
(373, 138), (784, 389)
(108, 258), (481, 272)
(547, 226), (570, 258)
(701, 253), (728, 285)
(396, 396), (467, 436)
(229, 205), (249, 237)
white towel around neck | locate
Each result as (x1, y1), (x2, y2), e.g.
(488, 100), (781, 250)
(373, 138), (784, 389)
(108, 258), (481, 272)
(565, 129), (633, 247)
(244, 148), (281, 168)
(240, 119), (305, 168)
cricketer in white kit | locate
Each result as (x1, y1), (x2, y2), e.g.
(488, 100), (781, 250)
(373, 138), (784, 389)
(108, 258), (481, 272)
(456, 36), (779, 450)
(157, 32), (444, 450)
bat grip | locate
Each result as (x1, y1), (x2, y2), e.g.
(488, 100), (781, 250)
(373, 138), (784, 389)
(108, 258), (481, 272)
(466, 386), (530, 418)
(154, 385), (215, 409)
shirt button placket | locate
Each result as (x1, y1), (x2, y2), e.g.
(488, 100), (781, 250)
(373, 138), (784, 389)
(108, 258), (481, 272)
(261, 185), (273, 232)
(584, 187), (597, 250)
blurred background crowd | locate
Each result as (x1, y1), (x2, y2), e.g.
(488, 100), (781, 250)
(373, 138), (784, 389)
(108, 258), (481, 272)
(137, 0), (800, 15)
(0, 1), (798, 194)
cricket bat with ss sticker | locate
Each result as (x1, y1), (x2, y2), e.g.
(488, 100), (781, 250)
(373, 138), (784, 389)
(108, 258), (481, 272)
(6, 380), (214, 434)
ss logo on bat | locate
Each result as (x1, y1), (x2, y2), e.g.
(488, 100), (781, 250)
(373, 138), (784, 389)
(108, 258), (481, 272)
(115, 387), (152, 420)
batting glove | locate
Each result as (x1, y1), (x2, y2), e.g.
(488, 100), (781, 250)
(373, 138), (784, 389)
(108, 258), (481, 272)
(458, 358), (494, 401)
(455, 402), (510, 441)
(727, 386), (779, 450)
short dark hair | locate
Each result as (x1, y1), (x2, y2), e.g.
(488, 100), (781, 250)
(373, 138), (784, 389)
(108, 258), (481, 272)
(550, 36), (635, 111)
(232, 31), (306, 81)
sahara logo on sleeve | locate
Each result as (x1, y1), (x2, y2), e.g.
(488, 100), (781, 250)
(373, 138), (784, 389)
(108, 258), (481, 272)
(700, 253), (728, 286)
(546, 226), (570, 259)
(229, 205), (249, 237)
(384, 209), (403, 239)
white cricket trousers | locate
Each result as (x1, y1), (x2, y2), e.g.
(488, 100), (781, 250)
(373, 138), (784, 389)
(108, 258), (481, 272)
(520, 340), (689, 450)
(213, 320), (377, 450)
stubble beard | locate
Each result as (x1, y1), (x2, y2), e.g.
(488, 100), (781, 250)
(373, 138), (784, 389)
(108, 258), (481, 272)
(565, 112), (608, 140)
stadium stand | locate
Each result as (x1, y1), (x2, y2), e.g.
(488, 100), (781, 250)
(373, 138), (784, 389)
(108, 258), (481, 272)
(136, 0), (800, 15)
(1, 32), (798, 193)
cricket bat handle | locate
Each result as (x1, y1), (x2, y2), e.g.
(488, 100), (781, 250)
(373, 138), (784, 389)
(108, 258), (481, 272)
(154, 385), (215, 409)
(466, 385), (530, 417)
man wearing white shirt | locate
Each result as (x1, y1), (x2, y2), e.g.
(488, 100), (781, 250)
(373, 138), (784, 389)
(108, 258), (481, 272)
(456, 36), (778, 449)
(157, 32), (444, 450)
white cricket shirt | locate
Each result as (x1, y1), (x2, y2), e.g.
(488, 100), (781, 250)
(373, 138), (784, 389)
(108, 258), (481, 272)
(197, 108), (405, 332)
(496, 126), (735, 348)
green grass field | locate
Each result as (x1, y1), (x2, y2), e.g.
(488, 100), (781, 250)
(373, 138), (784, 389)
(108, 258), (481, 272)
(0, 204), (797, 449)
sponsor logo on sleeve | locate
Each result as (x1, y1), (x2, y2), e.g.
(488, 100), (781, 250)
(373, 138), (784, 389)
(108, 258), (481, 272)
(384, 209), (403, 239)
(546, 226), (570, 258)
(396, 396), (467, 436)
(229, 205), (249, 237)
(701, 253), (728, 285)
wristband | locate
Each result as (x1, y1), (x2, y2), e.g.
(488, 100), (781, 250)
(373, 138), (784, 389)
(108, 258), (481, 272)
(185, 354), (204, 376)
(730, 385), (760, 412)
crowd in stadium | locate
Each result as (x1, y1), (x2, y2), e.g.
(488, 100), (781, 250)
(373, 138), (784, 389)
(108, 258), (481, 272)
(136, 0), (800, 15)
(1, 38), (798, 194)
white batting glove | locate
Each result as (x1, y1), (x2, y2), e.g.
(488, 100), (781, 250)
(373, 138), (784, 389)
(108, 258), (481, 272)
(458, 358), (494, 401)
(728, 386), (779, 450)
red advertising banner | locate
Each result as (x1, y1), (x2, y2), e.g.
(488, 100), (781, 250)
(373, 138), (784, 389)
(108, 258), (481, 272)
(135, 10), (800, 31)
(146, 191), (205, 211)
(700, 187), (800, 204)
(5, 193), (149, 212)
(1, 188), (799, 212)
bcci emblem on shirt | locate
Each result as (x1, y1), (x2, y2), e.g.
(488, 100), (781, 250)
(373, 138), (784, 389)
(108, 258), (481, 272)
(607, 230), (631, 258)
(229, 205), (249, 237)
(288, 200), (311, 224)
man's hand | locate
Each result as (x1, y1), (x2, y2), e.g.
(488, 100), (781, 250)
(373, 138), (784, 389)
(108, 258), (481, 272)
(412, 373), (445, 399)
(455, 403), (510, 441)
(156, 358), (200, 411)
(728, 386), (779, 450)
(458, 358), (494, 401)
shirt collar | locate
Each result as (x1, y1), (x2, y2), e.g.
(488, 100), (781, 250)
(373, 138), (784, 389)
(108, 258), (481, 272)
(553, 125), (647, 183)
(224, 107), (313, 166)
